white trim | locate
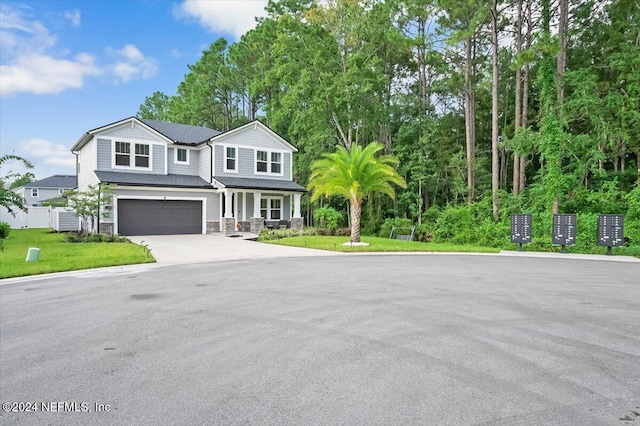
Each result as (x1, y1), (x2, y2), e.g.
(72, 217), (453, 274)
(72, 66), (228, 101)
(111, 138), (159, 171)
(174, 147), (190, 165)
(242, 192), (246, 221)
(31, 188), (39, 198)
(114, 195), (207, 235)
(223, 145), (238, 173)
(254, 149), (284, 176)
(259, 195), (284, 220)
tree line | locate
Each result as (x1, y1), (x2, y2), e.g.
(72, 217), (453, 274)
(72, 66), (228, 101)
(137, 0), (639, 247)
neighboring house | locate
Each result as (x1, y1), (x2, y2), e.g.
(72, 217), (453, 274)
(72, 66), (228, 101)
(14, 175), (77, 206)
(70, 117), (306, 236)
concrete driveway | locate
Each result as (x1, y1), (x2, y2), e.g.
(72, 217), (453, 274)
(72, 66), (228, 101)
(128, 233), (337, 264)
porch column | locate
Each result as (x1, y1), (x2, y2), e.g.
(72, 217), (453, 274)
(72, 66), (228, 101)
(293, 193), (302, 218)
(222, 190), (235, 236)
(251, 192), (263, 234)
(291, 193), (303, 230)
(224, 191), (233, 218)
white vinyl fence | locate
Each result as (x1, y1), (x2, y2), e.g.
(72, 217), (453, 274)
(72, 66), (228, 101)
(0, 206), (79, 231)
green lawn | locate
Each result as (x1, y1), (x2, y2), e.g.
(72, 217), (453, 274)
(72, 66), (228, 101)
(263, 235), (501, 253)
(0, 229), (155, 279)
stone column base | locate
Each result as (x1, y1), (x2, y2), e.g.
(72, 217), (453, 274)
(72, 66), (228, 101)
(99, 222), (114, 235)
(291, 217), (303, 230)
(250, 217), (264, 234)
(222, 217), (236, 236)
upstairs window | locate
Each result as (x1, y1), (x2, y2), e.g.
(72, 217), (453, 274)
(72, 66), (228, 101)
(271, 152), (282, 174)
(135, 144), (150, 167)
(176, 148), (188, 164)
(115, 142), (130, 166)
(31, 188), (38, 198)
(225, 147), (237, 172)
(58, 189), (65, 195)
(256, 150), (268, 173)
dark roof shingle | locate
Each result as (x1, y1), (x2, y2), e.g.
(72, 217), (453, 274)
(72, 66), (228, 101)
(213, 176), (306, 192)
(24, 175), (77, 189)
(95, 171), (213, 189)
(141, 119), (220, 145)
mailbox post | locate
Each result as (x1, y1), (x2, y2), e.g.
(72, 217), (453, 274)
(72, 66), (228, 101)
(552, 214), (576, 253)
(511, 214), (532, 251)
(597, 215), (624, 255)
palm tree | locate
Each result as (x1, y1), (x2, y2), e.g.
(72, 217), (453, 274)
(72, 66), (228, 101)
(308, 143), (406, 243)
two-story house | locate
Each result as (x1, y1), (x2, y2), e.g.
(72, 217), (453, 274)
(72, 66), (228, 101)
(70, 117), (306, 236)
(15, 175), (77, 207)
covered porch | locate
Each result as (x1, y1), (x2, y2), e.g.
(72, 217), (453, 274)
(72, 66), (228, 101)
(213, 176), (306, 236)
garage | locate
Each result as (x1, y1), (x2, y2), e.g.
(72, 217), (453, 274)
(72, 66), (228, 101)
(117, 199), (203, 235)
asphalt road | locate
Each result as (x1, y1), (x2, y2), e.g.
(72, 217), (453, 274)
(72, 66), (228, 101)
(1, 254), (639, 425)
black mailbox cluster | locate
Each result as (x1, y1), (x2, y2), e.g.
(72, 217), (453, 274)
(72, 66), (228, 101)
(597, 214), (624, 255)
(510, 214), (625, 255)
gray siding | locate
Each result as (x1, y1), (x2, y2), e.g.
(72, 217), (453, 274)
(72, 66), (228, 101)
(101, 122), (166, 142)
(96, 139), (111, 170)
(215, 145), (291, 181)
(113, 188), (219, 221)
(58, 212), (79, 232)
(168, 148), (199, 175)
(25, 188), (68, 206)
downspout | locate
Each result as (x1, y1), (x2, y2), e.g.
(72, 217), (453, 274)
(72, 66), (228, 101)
(206, 142), (213, 183)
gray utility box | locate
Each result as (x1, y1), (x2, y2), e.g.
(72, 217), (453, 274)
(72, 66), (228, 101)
(511, 214), (532, 244)
(597, 215), (624, 251)
(552, 214), (576, 247)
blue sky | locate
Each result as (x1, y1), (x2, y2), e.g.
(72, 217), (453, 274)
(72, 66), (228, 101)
(1, 0), (269, 181)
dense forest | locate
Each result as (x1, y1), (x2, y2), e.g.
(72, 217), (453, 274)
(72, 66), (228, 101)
(137, 0), (639, 253)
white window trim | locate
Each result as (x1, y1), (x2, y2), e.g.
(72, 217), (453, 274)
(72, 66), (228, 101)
(254, 149), (284, 176)
(174, 147), (190, 165)
(58, 188), (65, 195)
(111, 138), (153, 171)
(260, 196), (284, 220)
(31, 188), (39, 198)
(224, 145), (238, 173)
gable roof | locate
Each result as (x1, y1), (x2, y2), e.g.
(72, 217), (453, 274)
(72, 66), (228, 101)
(141, 119), (220, 145)
(71, 117), (220, 151)
(22, 175), (77, 189)
(209, 121), (298, 152)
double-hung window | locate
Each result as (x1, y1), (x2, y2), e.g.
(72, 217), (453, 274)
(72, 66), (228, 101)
(31, 188), (38, 198)
(271, 152), (282, 174)
(256, 150), (283, 174)
(260, 197), (282, 220)
(135, 144), (150, 167)
(225, 147), (237, 172)
(256, 150), (268, 173)
(115, 142), (131, 166)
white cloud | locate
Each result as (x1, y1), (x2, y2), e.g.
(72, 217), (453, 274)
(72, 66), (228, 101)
(106, 44), (158, 83)
(19, 138), (76, 168)
(0, 4), (157, 97)
(64, 9), (81, 27)
(174, 0), (268, 39)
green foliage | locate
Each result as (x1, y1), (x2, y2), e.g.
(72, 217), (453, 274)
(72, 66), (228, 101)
(1, 154), (34, 214)
(66, 183), (114, 234)
(63, 232), (129, 243)
(0, 221), (10, 239)
(314, 206), (343, 229)
(308, 143), (406, 242)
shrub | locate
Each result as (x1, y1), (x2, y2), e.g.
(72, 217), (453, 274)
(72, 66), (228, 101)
(0, 221), (10, 239)
(62, 232), (130, 243)
(314, 206), (343, 230)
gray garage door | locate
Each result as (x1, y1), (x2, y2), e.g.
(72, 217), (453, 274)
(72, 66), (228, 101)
(118, 199), (202, 236)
